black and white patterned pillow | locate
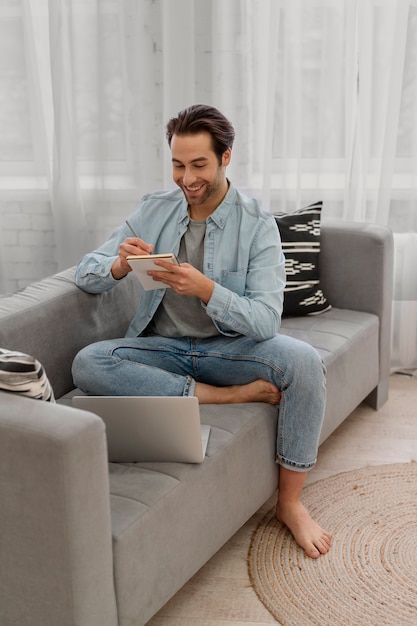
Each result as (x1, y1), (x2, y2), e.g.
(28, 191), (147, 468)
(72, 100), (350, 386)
(274, 201), (331, 317)
(0, 348), (55, 402)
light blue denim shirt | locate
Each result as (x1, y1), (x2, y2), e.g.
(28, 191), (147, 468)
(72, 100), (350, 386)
(75, 183), (286, 341)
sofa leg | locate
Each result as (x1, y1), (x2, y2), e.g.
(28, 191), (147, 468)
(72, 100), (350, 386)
(365, 378), (389, 410)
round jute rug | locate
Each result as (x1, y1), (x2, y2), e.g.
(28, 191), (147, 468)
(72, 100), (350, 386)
(248, 462), (417, 626)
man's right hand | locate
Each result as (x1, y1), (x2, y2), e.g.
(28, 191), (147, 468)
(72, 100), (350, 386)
(111, 237), (154, 280)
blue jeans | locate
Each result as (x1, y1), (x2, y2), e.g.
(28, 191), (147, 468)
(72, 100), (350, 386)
(72, 334), (326, 472)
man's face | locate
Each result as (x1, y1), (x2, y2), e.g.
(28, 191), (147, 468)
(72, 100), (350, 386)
(171, 131), (231, 214)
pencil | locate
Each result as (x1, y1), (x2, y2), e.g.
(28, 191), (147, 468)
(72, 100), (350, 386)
(125, 220), (139, 238)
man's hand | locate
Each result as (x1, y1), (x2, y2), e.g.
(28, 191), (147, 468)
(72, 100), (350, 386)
(148, 260), (214, 304)
(111, 237), (154, 280)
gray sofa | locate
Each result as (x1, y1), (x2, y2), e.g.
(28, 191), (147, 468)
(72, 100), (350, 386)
(0, 220), (393, 626)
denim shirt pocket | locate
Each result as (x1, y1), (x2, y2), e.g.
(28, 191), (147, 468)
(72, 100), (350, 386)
(220, 268), (247, 295)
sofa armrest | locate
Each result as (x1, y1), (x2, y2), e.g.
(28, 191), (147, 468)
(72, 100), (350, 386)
(0, 393), (118, 626)
(320, 221), (394, 408)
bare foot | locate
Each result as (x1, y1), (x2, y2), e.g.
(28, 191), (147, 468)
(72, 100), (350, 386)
(276, 501), (332, 559)
(196, 378), (281, 405)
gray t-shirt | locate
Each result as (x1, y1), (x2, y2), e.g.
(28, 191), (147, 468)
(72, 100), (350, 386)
(148, 219), (220, 338)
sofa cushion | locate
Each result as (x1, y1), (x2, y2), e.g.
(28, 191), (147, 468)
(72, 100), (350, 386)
(108, 403), (278, 625)
(274, 201), (331, 317)
(280, 307), (379, 442)
(0, 348), (55, 402)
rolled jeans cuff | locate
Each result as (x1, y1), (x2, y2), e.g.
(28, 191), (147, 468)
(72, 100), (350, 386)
(275, 453), (317, 472)
(184, 375), (195, 397)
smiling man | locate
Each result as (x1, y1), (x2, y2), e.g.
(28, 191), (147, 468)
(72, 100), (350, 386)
(170, 126), (231, 219)
(72, 104), (331, 558)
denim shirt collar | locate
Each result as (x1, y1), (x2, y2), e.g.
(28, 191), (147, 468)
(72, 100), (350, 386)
(206, 181), (236, 229)
(176, 181), (237, 229)
(177, 197), (190, 226)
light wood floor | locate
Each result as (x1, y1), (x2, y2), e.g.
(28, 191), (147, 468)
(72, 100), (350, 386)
(146, 373), (417, 626)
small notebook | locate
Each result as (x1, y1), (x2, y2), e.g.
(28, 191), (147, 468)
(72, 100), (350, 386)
(127, 253), (180, 290)
(72, 395), (210, 464)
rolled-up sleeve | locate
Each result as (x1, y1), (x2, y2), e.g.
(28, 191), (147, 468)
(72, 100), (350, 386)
(74, 225), (129, 293)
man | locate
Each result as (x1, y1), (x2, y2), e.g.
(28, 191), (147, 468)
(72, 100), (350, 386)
(72, 104), (331, 558)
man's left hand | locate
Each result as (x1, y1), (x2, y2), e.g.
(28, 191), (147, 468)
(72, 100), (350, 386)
(148, 261), (214, 304)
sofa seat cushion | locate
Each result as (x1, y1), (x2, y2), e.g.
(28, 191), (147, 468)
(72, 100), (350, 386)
(108, 402), (278, 625)
(280, 307), (380, 442)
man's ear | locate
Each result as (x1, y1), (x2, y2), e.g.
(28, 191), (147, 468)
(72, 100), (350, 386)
(222, 148), (232, 167)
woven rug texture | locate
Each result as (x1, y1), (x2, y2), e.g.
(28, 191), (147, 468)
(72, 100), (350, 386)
(248, 462), (417, 626)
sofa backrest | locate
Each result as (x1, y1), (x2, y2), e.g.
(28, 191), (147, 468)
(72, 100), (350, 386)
(0, 268), (141, 399)
(0, 220), (393, 402)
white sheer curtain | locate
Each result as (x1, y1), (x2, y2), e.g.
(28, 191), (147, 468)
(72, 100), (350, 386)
(0, 0), (416, 369)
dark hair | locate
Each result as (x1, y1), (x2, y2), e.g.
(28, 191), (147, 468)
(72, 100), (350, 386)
(166, 104), (235, 163)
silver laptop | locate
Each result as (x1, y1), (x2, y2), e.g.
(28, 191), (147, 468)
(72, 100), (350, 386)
(72, 395), (210, 464)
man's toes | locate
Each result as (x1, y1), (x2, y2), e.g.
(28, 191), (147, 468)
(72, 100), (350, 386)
(307, 545), (321, 558)
(316, 536), (331, 554)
